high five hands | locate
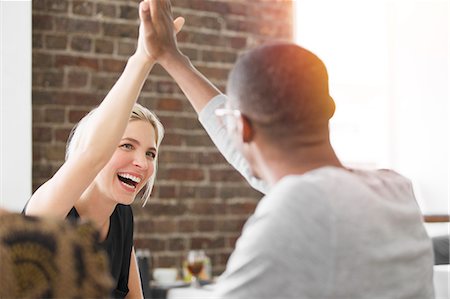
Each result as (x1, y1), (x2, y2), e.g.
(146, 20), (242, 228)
(137, 0), (185, 63)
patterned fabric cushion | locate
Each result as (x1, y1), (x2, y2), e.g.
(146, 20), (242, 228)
(0, 211), (113, 298)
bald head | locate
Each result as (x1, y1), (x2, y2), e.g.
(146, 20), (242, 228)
(226, 43), (335, 144)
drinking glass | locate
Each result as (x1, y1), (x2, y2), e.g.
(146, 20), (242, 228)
(186, 250), (205, 288)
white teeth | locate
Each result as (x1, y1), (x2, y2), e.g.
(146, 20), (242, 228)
(118, 173), (141, 183)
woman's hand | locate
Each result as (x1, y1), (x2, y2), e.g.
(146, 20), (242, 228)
(135, 0), (184, 63)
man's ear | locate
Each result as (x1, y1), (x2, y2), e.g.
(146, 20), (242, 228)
(238, 114), (254, 143)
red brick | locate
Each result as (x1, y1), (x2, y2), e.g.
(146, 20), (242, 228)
(210, 169), (244, 182)
(45, 0), (68, 13)
(68, 108), (90, 123)
(153, 219), (178, 234)
(33, 70), (64, 88)
(95, 39), (114, 54)
(134, 238), (166, 252)
(54, 128), (72, 143)
(67, 70), (89, 88)
(32, 107), (45, 123)
(227, 201), (258, 215)
(119, 5), (138, 20)
(219, 186), (263, 199)
(179, 186), (217, 199)
(198, 219), (215, 232)
(45, 35), (67, 50)
(96, 3), (116, 18)
(143, 202), (187, 216)
(215, 219), (246, 233)
(158, 115), (203, 131)
(156, 80), (182, 94)
(33, 52), (53, 68)
(178, 219), (196, 233)
(183, 13), (221, 31)
(32, 0), (46, 11)
(198, 152), (227, 165)
(91, 75), (116, 92)
(228, 36), (247, 49)
(54, 17), (100, 34)
(44, 108), (65, 123)
(33, 144), (43, 161)
(44, 144), (66, 161)
(168, 238), (187, 251)
(71, 36), (92, 52)
(72, 1), (94, 16)
(33, 33), (43, 49)
(191, 202), (226, 215)
(33, 14), (53, 31)
(160, 133), (183, 146)
(184, 134), (213, 147)
(118, 41), (136, 56)
(163, 167), (205, 182)
(32, 164), (54, 180)
(157, 185), (177, 199)
(103, 23), (137, 38)
(101, 58), (126, 72)
(156, 255), (181, 268)
(191, 237), (225, 250)
(156, 98), (184, 112)
(178, 46), (199, 61)
(135, 219), (155, 234)
(55, 55), (99, 71)
(201, 49), (237, 64)
(33, 126), (52, 142)
(196, 65), (230, 81)
(158, 151), (198, 164)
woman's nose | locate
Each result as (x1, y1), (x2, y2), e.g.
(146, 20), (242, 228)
(133, 153), (148, 169)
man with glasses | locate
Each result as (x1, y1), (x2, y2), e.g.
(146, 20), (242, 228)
(141, 0), (434, 298)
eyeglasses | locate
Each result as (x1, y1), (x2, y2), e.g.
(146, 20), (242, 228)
(214, 108), (241, 131)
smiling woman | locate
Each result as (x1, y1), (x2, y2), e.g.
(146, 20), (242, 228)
(21, 1), (185, 298)
(65, 104), (164, 207)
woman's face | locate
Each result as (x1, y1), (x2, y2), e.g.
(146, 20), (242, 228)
(95, 120), (157, 205)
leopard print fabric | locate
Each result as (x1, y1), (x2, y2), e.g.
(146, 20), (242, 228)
(0, 213), (113, 298)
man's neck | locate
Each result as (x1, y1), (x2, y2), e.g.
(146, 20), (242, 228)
(258, 141), (343, 187)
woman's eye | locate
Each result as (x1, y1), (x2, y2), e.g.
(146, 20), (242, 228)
(120, 144), (133, 150)
(146, 151), (156, 159)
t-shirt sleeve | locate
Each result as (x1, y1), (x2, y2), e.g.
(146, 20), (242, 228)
(198, 94), (268, 194)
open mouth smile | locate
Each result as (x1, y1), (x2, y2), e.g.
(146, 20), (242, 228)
(117, 172), (142, 190)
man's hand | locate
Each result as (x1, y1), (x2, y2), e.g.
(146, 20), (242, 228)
(136, 0), (184, 63)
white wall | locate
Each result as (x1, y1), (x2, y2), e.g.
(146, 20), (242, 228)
(295, 0), (449, 214)
(0, 0), (32, 212)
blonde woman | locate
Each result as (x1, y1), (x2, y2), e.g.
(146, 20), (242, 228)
(24, 1), (184, 298)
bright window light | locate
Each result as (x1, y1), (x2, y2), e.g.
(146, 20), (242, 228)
(294, 0), (449, 214)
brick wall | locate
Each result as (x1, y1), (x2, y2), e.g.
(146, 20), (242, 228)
(32, 0), (293, 276)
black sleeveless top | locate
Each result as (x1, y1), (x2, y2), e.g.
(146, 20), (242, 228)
(67, 204), (134, 299)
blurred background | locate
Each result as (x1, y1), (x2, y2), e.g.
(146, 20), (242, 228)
(1, 0), (448, 277)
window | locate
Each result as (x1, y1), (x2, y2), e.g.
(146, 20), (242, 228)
(0, 1), (32, 211)
(295, 0), (449, 214)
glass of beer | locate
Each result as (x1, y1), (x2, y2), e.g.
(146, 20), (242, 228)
(186, 249), (205, 288)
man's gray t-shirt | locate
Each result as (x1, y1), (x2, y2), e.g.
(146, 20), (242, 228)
(199, 94), (434, 299)
(213, 168), (434, 299)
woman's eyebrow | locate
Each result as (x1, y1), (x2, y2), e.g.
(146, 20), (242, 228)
(122, 137), (140, 144)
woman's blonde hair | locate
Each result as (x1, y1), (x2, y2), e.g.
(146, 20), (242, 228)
(65, 103), (164, 206)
